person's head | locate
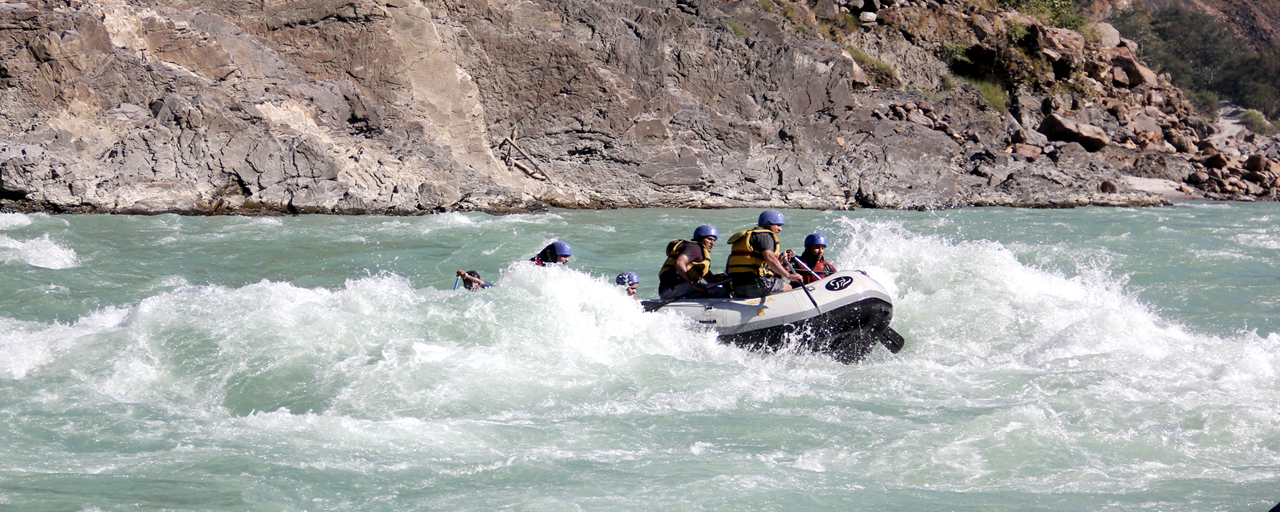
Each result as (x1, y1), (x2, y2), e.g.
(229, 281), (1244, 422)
(463, 270), (483, 290)
(540, 241), (573, 264)
(616, 271), (639, 295)
(803, 232), (827, 260)
(758, 210), (785, 233)
(693, 224), (718, 250)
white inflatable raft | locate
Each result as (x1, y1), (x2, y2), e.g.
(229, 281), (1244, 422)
(643, 270), (903, 363)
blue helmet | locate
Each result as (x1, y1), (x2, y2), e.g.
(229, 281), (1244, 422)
(758, 210), (786, 227)
(693, 225), (718, 240)
(616, 271), (639, 286)
(551, 241), (572, 257)
(805, 233), (828, 247)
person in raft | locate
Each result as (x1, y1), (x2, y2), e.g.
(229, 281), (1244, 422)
(530, 241), (572, 266)
(456, 270), (491, 291)
(792, 232), (838, 284)
(725, 210), (803, 298)
(616, 271), (640, 300)
(658, 225), (730, 300)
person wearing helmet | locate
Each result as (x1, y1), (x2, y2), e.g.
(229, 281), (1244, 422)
(724, 210), (803, 298)
(456, 270), (492, 290)
(531, 241), (572, 266)
(658, 224), (730, 300)
(793, 232), (838, 285)
(616, 271), (641, 299)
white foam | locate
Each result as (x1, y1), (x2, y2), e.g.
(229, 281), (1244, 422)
(0, 307), (130, 379)
(252, 217), (284, 227)
(0, 233), (78, 269)
(0, 212), (33, 229)
(1234, 232), (1280, 250)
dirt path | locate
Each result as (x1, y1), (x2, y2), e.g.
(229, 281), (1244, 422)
(1212, 101), (1247, 143)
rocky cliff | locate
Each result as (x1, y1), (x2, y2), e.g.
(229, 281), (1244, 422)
(1, 0), (1273, 214)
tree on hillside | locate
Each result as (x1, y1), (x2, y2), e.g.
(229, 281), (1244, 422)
(1148, 7), (1240, 91)
(1218, 52), (1280, 119)
(1111, 6), (1280, 119)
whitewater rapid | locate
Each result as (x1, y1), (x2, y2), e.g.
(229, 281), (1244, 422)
(1, 207), (1277, 510)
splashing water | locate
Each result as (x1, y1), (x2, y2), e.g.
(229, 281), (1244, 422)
(0, 207), (1277, 510)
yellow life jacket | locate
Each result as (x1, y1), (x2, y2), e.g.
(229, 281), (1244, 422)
(659, 239), (711, 290)
(725, 228), (779, 277)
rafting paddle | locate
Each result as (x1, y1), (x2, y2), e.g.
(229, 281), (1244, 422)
(788, 258), (824, 314)
(643, 281), (728, 312)
(792, 258), (904, 354)
(879, 327), (905, 354)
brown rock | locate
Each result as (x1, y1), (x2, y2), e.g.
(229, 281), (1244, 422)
(1112, 66), (1130, 87)
(1099, 179), (1119, 193)
(1038, 114), (1111, 152)
(1099, 47), (1158, 88)
(1167, 132), (1197, 154)
(1243, 170), (1270, 184)
(1086, 61), (1111, 83)
(814, 0), (839, 20)
(1093, 22), (1122, 49)
(972, 14), (996, 42)
(1013, 143), (1042, 160)
(1203, 153), (1231, 169)
(907, 110), (934, 128)
(1128, 113), (1162, 137)
(1036, 26), (1086, 53)
(1245, 154), (1272, 173)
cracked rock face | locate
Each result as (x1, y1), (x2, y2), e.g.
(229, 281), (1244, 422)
(1, 0), (1181, 214)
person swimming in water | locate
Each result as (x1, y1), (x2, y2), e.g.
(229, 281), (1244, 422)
(616, 271), (640, 300)
(530, 241), (572, 266)
(456, 270), (491, 291)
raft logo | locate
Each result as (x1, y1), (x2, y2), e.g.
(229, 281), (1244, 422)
(825, 276), (854, 291)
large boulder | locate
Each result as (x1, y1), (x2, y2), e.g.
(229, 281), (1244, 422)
(1092, 22), (1122, 49)
(1098, 47), (1159, 88)
(1039, 114), (1111, 152)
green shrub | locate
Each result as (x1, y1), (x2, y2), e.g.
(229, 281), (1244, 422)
(965, 76), (1008, 111)
(847, 46), (900, 89)
(942, 42), (973, 66)
(729, 21), (746, 37)
(1241, 110), (1279, 135)
(1080, 23), (1102, 44)
(999, 0), (1086, 30)
(780, 1), (800, 24)
(1185, 89), (1221, 119)
(1007, 20), (1028, 44)
(758, 0), (775, 13)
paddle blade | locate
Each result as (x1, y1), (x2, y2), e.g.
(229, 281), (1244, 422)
(879, 327), (905, 354)
(641, 300), (667, 312)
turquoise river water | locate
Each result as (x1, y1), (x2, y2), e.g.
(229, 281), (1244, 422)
(1, 204), (1278, 511)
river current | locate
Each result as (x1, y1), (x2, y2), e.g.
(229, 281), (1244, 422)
(1, 205), (1277, 511)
